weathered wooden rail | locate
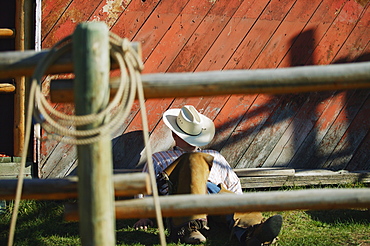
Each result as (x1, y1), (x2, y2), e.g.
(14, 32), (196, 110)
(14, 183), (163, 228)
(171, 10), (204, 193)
(1, 48), (370, 98)
(236, 169), (370, 188)
(64, 188), (370, 221)
(50, 61), (370, 102)
(1, 168), (369, 200)
(0, 173), (151, 200)
(0, 28), (15, 38)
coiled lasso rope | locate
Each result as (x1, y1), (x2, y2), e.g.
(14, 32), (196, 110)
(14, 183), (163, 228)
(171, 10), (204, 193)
(8, 32), (166, 246)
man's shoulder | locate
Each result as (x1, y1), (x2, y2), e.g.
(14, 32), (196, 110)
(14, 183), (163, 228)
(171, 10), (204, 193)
(201, 149), (222, 155)
(152, 149), (182, 158)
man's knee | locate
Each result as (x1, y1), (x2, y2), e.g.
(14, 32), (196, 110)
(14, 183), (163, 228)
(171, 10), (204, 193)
(164, 152), (214, 195)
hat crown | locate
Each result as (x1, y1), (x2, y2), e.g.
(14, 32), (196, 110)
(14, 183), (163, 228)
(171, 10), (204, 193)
(176, 105), (203, 136)
(163, 105), (215, 146)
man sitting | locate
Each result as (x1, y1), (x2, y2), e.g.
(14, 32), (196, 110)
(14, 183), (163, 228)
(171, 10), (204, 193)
(134, 105), (283, 245)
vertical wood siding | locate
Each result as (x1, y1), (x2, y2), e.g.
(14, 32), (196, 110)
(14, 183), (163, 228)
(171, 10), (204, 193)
(40, 0), (370, 178)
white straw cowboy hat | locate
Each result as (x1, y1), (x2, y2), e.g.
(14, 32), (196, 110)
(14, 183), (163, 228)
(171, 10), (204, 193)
(163, 105), (215, 146)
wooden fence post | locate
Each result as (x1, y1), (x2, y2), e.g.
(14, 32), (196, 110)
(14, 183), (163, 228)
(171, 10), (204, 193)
(73, 22), (115, 246)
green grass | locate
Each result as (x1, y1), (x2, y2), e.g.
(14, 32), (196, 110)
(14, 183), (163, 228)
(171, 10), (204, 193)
(1, 184), (369, 246)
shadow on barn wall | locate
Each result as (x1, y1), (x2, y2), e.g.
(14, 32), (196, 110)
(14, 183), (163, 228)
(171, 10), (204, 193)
(110, 28), (370, 172)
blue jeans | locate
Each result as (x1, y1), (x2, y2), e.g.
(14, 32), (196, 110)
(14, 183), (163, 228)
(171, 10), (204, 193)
(206, 182), (246, 242)
(207, 181), (221, 194)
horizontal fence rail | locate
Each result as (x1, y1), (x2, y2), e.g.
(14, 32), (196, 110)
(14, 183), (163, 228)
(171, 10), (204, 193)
(50, 61), (370, 102)
(0, 173), (151, 200)
(140, 62), (370, 97)
(0, 43), (140, 80)
(64, 188), (370, 221)
(0, 49), (369, 100)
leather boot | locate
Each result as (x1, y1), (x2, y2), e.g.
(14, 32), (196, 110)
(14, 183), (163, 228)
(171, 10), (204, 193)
(169, 218), (208, 244)
(241, 214), (283, 246)
(217, 184), (264, 228)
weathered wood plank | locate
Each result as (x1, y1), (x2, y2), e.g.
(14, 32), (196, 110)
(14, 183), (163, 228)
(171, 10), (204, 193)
(287, 90), (355, 168)
(37, 0), (370, 179)
(0, 162), (32, 179)
(279, 2), (370, 170)
(0, 157), (21, 163)
(357, 40), (370, 62)
(88, 0), (129, 28)
(346, 128), (370, 171)
(237, 94), (307, 168)
(239, 170), (370, 188)
(110, 0), (161, 42)
(220, 94), (281, 168)
(225, 0), (296, 70)
(279, 0), (348, 67)
(42, 0), (103, 48)
(41, 1), (145, 177)
(332, 5), (370, 62)
(143, 0), (264, 161)
(167, 0), (243, 72)
(132, 0), (190, 63)
(41, 0), (73, 41)
(41, 144), (77, 178)
(235, 168), (295, 177)
(311, 1), (366, 65)
(39, 103), (75, 177)
(207, 94), (256, 152)
(0, 173), (151, 200)
(197, 0), (268, 71)
(310, 89), (370, 170)
(266, 91), (334, 167)
(251, 0), (323, 69)
(143, 0), (213, 73)
(325, 91), (370, 170)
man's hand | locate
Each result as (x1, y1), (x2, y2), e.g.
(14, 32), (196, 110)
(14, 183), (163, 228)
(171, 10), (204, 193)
(134, 218), (154, 230)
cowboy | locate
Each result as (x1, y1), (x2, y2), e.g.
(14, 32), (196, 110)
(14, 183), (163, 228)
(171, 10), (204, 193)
(134, 105), (283, 245)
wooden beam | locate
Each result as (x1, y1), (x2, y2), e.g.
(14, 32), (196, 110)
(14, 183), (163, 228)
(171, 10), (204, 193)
(64, 188), (370, 221)
(73, 22), (115, 246)
(0, 83), (16, 93)
(0, 43), (137, 80)
(0, 162), (32, 179)
(234, 168), (295, 177)
(0, 49), (73, 79)
(49, 61), (370, 103)
(0, 173), (151, 200)
(238, 169), (370, 188)
(0, 28), (15, 38)
(14, 0), (33, 157)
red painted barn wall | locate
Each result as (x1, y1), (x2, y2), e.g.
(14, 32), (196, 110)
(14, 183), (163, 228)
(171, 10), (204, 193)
(40, 0), (370, 178)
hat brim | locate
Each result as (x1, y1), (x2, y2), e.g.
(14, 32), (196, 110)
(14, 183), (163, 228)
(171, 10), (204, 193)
(163, 108), (215, 146)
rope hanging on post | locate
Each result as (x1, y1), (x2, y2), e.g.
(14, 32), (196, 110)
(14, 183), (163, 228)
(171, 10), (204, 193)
(32, 34), (140, 145)
(9, 31), (167, 246)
